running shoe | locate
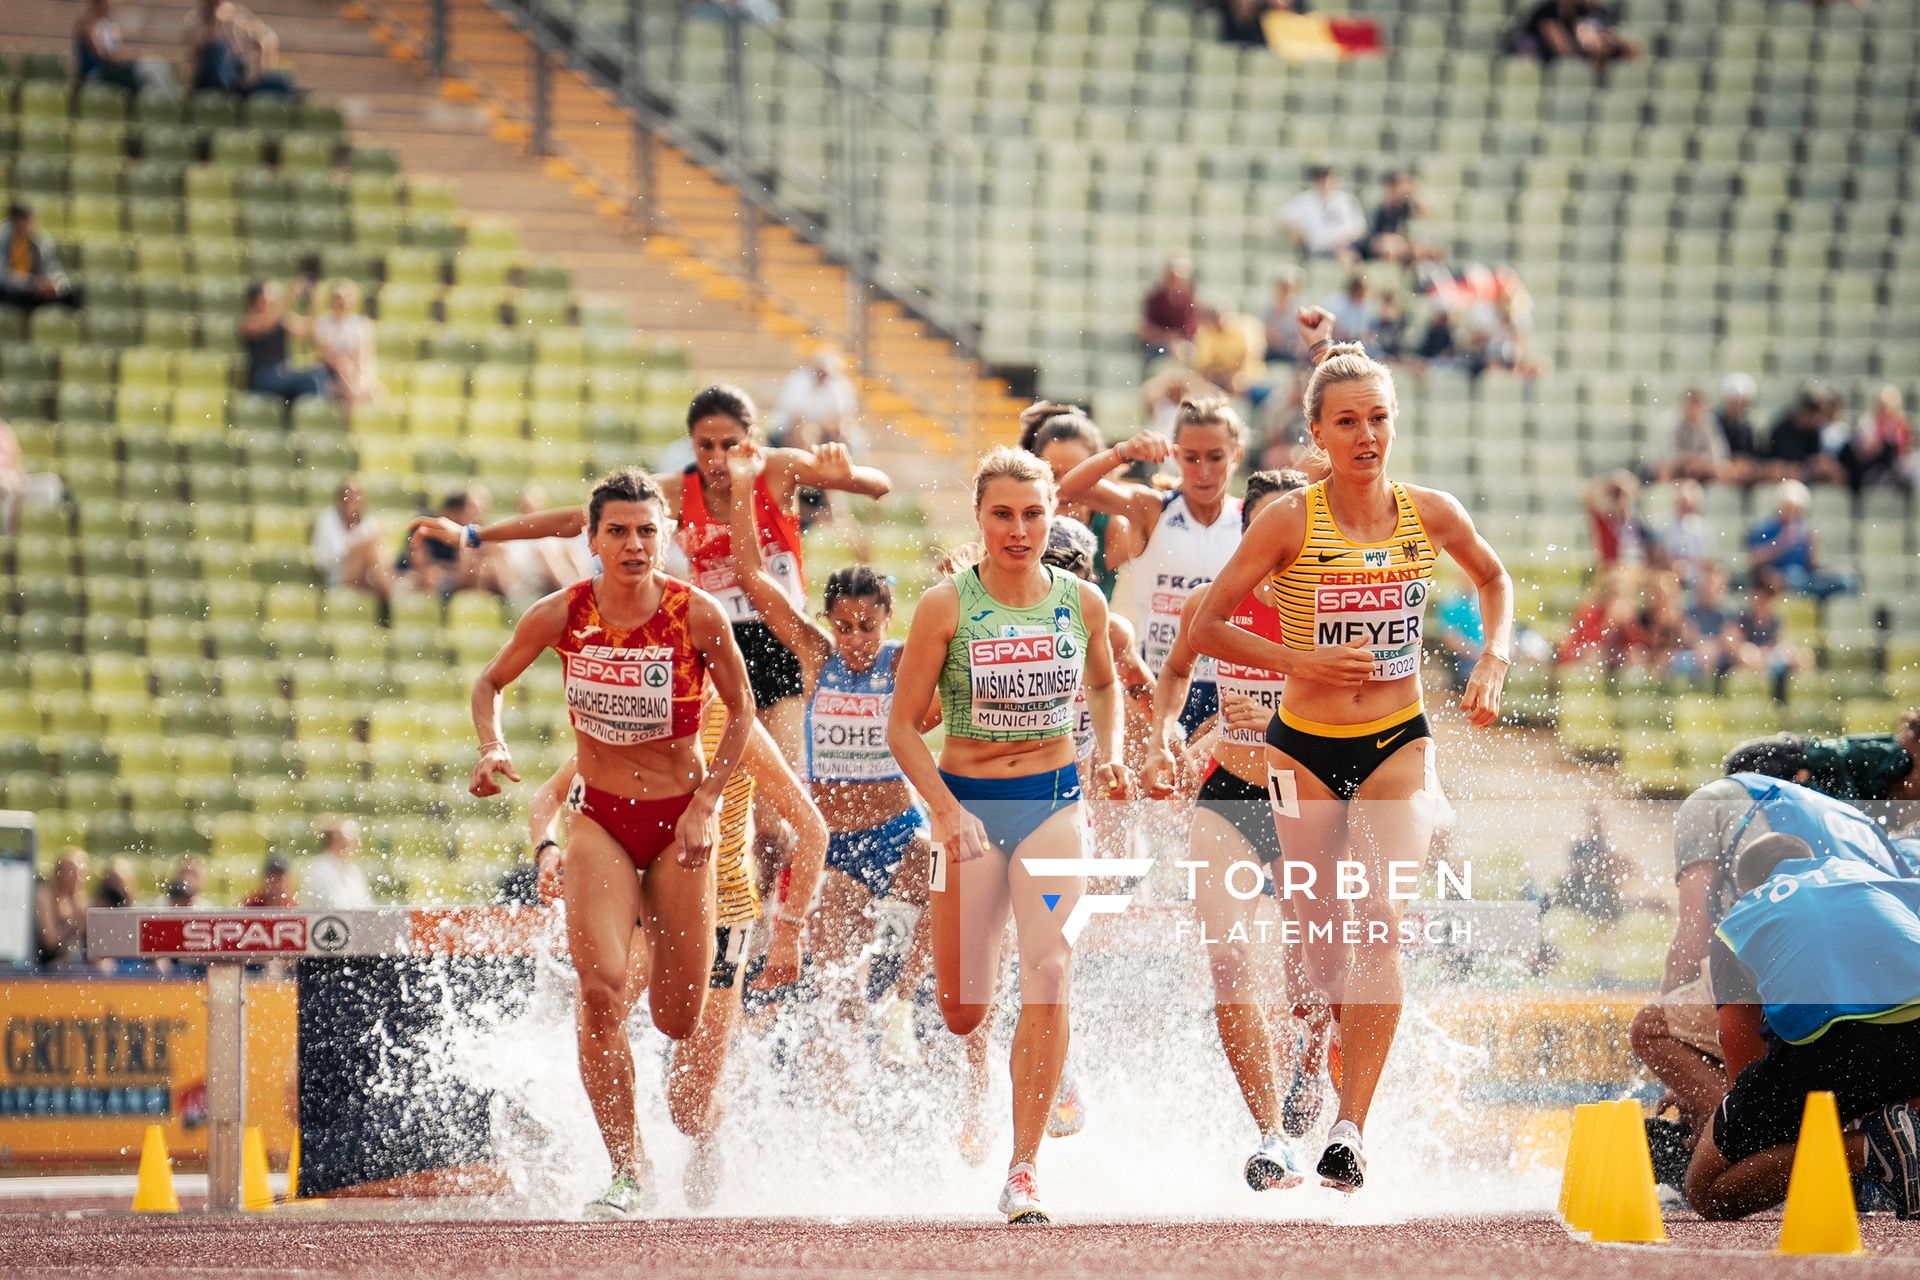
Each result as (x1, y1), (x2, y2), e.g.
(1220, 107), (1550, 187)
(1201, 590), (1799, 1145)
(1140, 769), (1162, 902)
(1281, 1065), (1327, 1139)
(997, 1163), (1050, 1224)
(1316, 1119), (1366, 1193)
(1861, 1102), (1919, 1220)
(1245, 1133), (1306, 1192)
(877, 995), (921, 1066)
(683, 1138), (723, 1212)
(582, 1173), (651, 1221)
(1046, 1069), (1087, 1139)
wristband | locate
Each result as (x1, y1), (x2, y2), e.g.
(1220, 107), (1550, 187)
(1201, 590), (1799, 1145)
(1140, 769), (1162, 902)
(464, 522), (482, 549)
(534, 839), (559, 856)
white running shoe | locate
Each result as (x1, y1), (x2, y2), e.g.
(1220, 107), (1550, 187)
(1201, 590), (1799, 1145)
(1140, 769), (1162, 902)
(683, 1138), (723, 1211)
(582, 1173), (651, 1221)
(1046, 1069), (1087, 1139)
(1316, 1120), (1366, 1193)
(997, 1162), (1050, 1224)
(1245, 1133), (1306, 1191)
(878, 995), (921, 1066)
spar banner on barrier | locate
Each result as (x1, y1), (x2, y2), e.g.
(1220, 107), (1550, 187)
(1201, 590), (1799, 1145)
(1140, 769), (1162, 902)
(0, 977), (297, 1166)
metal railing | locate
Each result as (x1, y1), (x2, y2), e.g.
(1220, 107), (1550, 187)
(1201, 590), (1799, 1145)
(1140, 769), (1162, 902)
(425, 0), (983, 388)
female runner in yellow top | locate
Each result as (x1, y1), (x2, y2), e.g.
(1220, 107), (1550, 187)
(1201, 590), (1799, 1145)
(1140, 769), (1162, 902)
(1188, 308), (1513, 1194)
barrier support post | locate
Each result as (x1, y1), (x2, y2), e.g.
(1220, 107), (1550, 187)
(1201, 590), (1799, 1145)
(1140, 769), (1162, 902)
(203, 961), (248, 1212)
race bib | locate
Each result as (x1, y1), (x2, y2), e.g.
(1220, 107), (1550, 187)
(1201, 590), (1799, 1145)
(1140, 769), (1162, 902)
(1216, 660), (1286, 747)
(564, 645), (675, 745)
(968, 629), (1082, 734)
(1313, 570), (1429, 681)
(699, 547), (804, 623)
(1144, 576), (1214, 681)
(1072, 684), (1094, 762)
(809, 689), (897, 780)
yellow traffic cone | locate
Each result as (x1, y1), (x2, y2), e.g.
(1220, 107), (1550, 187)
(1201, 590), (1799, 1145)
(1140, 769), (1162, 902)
(241, 1127), (275, 1212)
(1566, 1099), (1620, 1236)
(131, 1125), (180, 1213)
(287, 1129), (301, 1202)
(1586, 1099), (1667, 1244)
(1558, 1103), (1600, 1225)
(1779, 1092), (1864, 1256)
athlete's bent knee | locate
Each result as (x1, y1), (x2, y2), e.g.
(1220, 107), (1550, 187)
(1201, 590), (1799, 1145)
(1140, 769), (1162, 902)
(650, 988), (706, 1041)
(939, 998), (990, 1036)
(1019, 946), (1073, 1006)
(1629, 1003), (1669, 1059)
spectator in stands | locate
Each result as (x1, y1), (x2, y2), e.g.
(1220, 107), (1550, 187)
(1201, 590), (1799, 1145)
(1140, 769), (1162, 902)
(312, 280), (381, 408)
(1190, 305), (1267, 397)
(1661, 478), (1712, 587)
(241, 280), (329, 403)
(1762, 389), (1845, 487)
(185, 0), (300, 98)
(1684, 562), (1740, 679)
(1583, 470), (1653, 567)
(1839, 384), (1914, 495)
(1648, 388), (1729, 484)
(1713, 372), (1763, 485)
(1372, 291), (1409, 360)
(1279, 165), (1367, 265)
(164, 856), (204, 909)
(303, 818), (374, 909)
(1506, 0), (1639, 66)
(34, 848), (89, 969)
(1733, 575), (1811, 689)
(1, 204), (84, 314)
(499, 485), (589, 606)
(1212, 0), (1288, 48)
(772, 348), (861, 450)
(1261, 270), (1305, 366)
(243, 855), (297, 908)
(0, 418), (66, 536)
(1141, 258), (1200, 369)
(1559, 805), (1627, 921)
(1643, 569), (1695, 676)
(90, 857), (137, 912)
(1253, 365), (1315, 475)
(1746, 479), (1855, 599)
(1361, 170), (1439, 265)
(76, 0), (180, 98)
(312, 475), (396, 601)
(1324, 275), (1379, 346)
(1558, 567), (1645, 670)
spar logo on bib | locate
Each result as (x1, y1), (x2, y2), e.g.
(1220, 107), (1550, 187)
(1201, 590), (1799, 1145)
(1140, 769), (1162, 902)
(969, 631), (1082, 733)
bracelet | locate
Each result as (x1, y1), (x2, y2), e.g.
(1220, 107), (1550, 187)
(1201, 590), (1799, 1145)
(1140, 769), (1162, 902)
(1483, 651), (1513, 665)
(478, 740), (507, 753)
(464, 522), (482, 549)
(534, 839), (559, 856)
(775, 911), (808, 930)
(1308, 338), (1333, 361)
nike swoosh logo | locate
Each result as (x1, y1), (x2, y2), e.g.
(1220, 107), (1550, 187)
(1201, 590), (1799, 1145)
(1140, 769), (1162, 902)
(1315, 551), (1342, 563)
(1375, 730), (1406, 750)
(971, 609), (993, 622)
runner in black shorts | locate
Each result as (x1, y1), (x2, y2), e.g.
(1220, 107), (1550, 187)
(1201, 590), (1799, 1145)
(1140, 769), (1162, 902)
(1143, 469), (1321, 1194)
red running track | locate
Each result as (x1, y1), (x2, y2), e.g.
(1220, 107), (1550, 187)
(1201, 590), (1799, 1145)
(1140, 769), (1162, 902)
(1, 1206), (1917, 1279)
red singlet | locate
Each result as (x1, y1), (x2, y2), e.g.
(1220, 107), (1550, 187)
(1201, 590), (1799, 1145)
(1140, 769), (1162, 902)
(555, 576), (708, 745)
(675, 466), (807, 626)
(1213, 592), (1287, 749)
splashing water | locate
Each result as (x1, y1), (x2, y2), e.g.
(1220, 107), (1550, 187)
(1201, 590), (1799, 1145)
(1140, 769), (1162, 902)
(391, 914), (1562, 1223)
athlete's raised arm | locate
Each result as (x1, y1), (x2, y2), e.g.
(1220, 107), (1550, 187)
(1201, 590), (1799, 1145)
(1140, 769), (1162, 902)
(470, 589), (570, 796)
(1056, 431), (1174, 533)
(723, 441), (834, 680)
(776, 440), (892, 500)
(1414, 486), (1513, 728)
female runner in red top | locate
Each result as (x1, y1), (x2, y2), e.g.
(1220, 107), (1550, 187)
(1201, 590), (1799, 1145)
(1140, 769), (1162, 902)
(469, 468), (755, 1220)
